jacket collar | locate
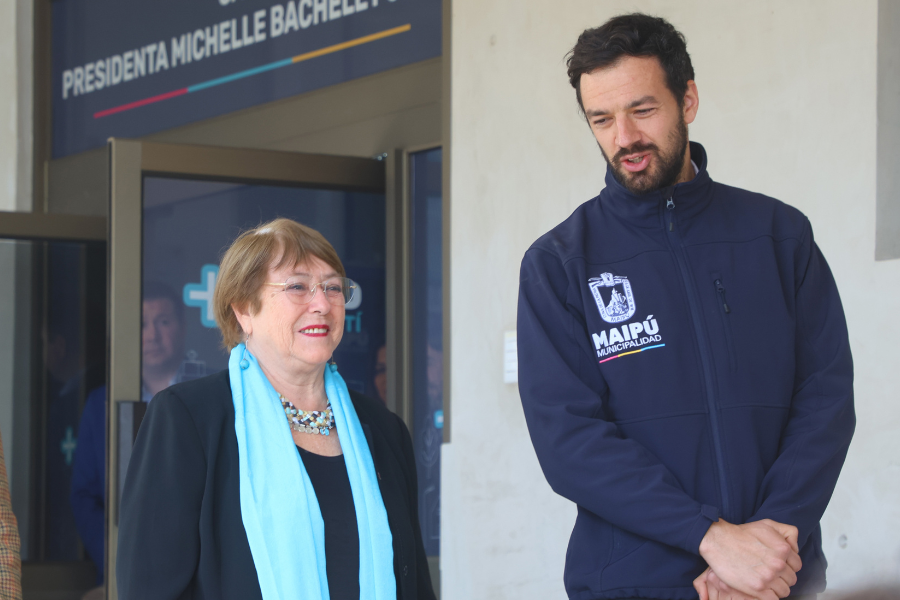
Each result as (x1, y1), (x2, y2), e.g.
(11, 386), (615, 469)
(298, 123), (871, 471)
(599, 141), (714, 228)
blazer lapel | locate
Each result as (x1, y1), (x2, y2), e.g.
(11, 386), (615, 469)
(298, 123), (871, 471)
(361, 423), (379, 480)
(360, 420), (413, 599)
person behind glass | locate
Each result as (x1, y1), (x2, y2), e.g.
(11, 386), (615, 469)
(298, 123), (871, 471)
(140, 280), (187, 401)
(70, 281), (187, 587)
(117, 218), (436, 600)
(373, 345), (387, 404)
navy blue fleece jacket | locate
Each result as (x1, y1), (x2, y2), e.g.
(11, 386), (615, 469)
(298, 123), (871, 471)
(517, 142), (854, 599)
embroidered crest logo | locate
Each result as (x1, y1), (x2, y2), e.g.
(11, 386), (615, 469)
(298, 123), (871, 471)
(589, 272), (636, 324)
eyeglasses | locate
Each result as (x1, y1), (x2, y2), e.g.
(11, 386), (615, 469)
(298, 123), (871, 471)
(263, 276), (357, 306)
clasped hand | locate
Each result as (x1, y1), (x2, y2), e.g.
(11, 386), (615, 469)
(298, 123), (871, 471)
(694, 519), (801, 600)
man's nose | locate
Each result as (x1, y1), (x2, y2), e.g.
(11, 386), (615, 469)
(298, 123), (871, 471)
(615, 118), (640, 149)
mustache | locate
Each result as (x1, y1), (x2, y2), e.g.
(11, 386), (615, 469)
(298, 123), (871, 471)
(612, 143), (659, 163)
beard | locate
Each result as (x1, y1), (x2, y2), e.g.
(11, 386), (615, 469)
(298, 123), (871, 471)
(600, 117), (689, 194)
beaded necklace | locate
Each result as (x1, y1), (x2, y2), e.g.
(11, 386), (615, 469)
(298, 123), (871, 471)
(279, 395), (335, 436)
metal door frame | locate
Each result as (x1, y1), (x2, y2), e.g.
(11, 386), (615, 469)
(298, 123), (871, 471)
(107, 139), (393, 598)
(0, 212), (105, 242)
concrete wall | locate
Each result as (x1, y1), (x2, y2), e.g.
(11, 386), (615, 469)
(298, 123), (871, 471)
(444, 0), (899, 597)
(0, 243), (15, 485)
(0, 0), (33, 501)
(0, 0), (19, 213)
(877, 0), (900, 261)
(0, 0), (32, 214)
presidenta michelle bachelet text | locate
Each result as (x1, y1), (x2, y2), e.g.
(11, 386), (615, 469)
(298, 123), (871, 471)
(62, 0), (397, 100)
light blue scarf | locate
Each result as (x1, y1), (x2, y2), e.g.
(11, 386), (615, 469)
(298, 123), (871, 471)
(229, 343), (396, 600)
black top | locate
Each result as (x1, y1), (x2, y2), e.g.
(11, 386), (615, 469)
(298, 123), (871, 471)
(298, 447), (359, 600)
(116, 369), (436, 600)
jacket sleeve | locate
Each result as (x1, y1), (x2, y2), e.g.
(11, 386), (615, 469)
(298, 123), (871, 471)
(749, 222), (855, 545)
(70, 387), (106, 577)
(0, 430), (22, 600)
(116, 390), (207, 600)
(395, 415), (437, 600)
(517, 246), (719, 555)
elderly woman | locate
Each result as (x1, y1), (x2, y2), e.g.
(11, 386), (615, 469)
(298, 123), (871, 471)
(117, 218), (435, 600)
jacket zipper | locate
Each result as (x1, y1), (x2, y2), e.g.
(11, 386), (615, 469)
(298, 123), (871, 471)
(665, 196), (732, 519)
(714, 278), (737, 372)
(714, 280), (730, 313)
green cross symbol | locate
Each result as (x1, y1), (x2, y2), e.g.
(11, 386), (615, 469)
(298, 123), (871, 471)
(61, 426), (77, 466)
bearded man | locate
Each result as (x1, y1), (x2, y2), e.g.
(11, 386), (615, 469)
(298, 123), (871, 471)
(516, 14), (854, 600)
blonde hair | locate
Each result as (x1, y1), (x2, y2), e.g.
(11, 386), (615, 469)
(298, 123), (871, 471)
(213, 218), (345, 350)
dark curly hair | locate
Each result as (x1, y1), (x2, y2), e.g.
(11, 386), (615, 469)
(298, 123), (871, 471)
(567, 14), (694, 112)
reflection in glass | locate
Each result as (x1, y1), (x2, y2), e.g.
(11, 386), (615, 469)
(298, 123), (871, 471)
(141, 282), (188, 401)
(45, 242), (105, 564)
(0, 239), (105, 574)
(72, 280), (191, 583)
(410, 148), (442, 557)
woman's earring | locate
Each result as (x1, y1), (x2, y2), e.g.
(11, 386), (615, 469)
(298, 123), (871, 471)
(329, 357), (338, 372)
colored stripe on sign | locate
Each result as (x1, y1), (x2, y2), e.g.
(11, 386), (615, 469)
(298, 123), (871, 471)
(94, 88), (189, 119)
(598, 343), (666, 364)
(94, 24), (412, 119)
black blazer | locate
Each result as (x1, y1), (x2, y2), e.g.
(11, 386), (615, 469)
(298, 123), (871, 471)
(117, 370), (436, 600)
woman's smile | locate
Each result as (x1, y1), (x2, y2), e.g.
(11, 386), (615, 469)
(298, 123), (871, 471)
(298, 324), (330, 337)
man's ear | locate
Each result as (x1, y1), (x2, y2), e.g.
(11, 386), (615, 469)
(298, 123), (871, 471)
(683, 80), (699, 125)
(232, 302), (253, 337)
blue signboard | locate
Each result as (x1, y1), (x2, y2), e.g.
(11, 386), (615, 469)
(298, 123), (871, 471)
(52, 0), (441, 157)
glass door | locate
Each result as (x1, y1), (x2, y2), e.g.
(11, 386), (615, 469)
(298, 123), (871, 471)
(0, 211), (108, 598)
(107, 139), (398, 599)
(409, 147), (443, 572)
